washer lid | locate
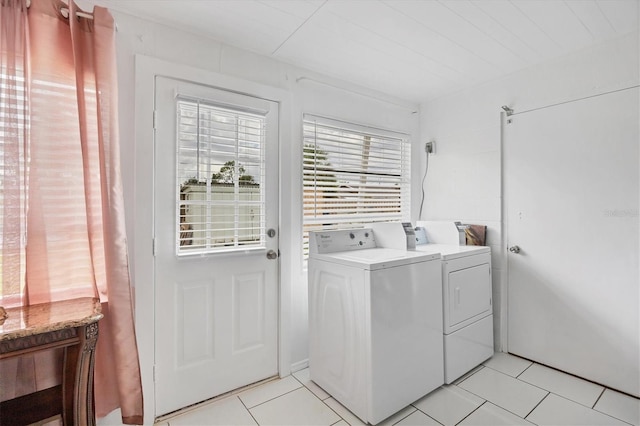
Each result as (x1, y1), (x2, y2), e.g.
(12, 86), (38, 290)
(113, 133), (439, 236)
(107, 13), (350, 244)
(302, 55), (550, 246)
(310, 247), (440, 270)
(416, 244), (490, 260)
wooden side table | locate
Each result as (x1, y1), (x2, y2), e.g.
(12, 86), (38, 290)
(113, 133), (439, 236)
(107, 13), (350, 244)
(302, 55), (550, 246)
(0, 298), (103, 426)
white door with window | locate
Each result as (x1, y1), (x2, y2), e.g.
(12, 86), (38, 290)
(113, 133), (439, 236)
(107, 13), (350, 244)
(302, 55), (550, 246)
(153, 77), (279, 415)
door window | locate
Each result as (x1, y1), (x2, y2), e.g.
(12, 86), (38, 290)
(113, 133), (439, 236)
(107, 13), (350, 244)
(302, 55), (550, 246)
(176, 99), (265, 255)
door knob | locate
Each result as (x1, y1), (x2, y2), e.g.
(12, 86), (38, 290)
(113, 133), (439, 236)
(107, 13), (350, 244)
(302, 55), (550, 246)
(266, 250), (278, 260)
(509, 245), (521, 254)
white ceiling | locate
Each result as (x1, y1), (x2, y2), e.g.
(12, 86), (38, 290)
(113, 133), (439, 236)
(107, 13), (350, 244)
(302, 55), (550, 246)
(90, 0), (638, 102)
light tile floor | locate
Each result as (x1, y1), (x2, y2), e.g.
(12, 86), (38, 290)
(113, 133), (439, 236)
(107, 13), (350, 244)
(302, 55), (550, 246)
(156, 353), (640, 426)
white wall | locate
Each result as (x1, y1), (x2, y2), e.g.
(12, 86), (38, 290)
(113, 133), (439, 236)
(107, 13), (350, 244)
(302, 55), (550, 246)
(100, 9), (420, 424)
(419, 31), (639, 351)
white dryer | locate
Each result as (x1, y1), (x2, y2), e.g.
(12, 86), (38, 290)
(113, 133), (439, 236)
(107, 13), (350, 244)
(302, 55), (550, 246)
(371, 222), (494, 384)
(308, 229), (443, 425)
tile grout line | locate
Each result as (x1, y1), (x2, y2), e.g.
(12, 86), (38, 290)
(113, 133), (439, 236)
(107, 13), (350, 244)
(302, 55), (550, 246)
(292, 371), (331, 401)
(591, 387), (606, 409)
(426, 412), (444, 426)
(508, 363), (603, 409)
(453, 365), (485, 385)
(237, 395), (261, 426)
(450, 383), (487, 404)
(453, 378), (542, 422)
(243, 384), (304, 410)
(516, 376), (568, 398)
(223, 373), (350, 426)
(454, 400), (487, 426)
(408, 405), (444, 426)
(291, 372), (305, 385)
(533, 391), (636, 426)
(303, 373), (355, 426)
(516, 357), (626, 396)
(154, 375), (281, 424)
(515, 361), (535, 379)
(481, 362), (528, 378)
(524, 391), (550, 420)
(321, 398), (350, 425)
(531, 387), (637, 425)
(515, 371), (611, 410)
(293, 374), (351, 424)
(590, 395), (636, 426)
(387, 408), (420, 426)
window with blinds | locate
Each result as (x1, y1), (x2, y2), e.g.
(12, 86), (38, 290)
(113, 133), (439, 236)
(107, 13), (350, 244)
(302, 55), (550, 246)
(1, 70), (102, 303)
(176, 98), (266, 255)
(0, 69), (28, 303)
(302, 114), (411, 256)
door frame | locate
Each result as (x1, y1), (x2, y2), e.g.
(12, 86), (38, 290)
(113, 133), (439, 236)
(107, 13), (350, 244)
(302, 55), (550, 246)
(499, 110), (510, 353)
(134, 55), (293, 423)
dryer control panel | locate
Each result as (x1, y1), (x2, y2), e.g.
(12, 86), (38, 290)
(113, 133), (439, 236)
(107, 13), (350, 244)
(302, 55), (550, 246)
(309, 229), (377, 254)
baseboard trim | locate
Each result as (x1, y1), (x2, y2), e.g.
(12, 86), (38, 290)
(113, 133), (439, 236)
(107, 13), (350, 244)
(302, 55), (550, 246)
(290, 359), (309, 373)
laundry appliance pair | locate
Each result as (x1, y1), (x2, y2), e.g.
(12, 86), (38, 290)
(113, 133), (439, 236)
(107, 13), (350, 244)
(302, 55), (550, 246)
(307, 223), (493, 425)
(374, 221), (494, 384)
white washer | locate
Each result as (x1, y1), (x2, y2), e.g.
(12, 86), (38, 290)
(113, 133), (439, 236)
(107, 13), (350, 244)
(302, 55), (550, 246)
(308, 229), (443, 425)
(371, 222), (494, 384)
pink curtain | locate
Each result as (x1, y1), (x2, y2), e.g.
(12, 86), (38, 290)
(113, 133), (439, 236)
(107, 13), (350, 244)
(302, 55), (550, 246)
(0, 0), (143, 423)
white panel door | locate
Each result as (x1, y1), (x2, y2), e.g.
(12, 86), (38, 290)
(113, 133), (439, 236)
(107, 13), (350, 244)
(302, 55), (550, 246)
(505, 87), (639, 397)
(154, 77), (279, 415)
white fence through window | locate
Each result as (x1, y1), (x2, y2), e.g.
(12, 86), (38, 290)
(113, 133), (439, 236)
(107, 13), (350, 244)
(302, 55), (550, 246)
(176, 98), (266, 255)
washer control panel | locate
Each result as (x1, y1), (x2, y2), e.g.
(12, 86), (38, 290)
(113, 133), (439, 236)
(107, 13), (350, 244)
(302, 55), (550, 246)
(309, 229), (377, 254)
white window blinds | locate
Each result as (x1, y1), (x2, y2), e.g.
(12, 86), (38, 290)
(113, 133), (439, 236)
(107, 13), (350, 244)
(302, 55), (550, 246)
(177, 98), (266, 255)
(1, 70), (104, 303)
(302, 114), (411, 255)
(0, 68), (28, 302)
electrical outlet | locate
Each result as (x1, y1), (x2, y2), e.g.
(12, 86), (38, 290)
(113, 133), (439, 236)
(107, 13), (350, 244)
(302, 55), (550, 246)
(425, 141), (435, 154)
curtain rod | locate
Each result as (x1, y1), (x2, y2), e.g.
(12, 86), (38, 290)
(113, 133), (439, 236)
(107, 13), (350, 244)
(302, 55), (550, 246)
(505, 84), (640, 117)
(25, 0), (94, 20)
(61, 7), (93, 20)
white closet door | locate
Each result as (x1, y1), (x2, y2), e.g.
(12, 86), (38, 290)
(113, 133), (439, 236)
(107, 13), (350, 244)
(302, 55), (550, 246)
(505, 87), (639, 397)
